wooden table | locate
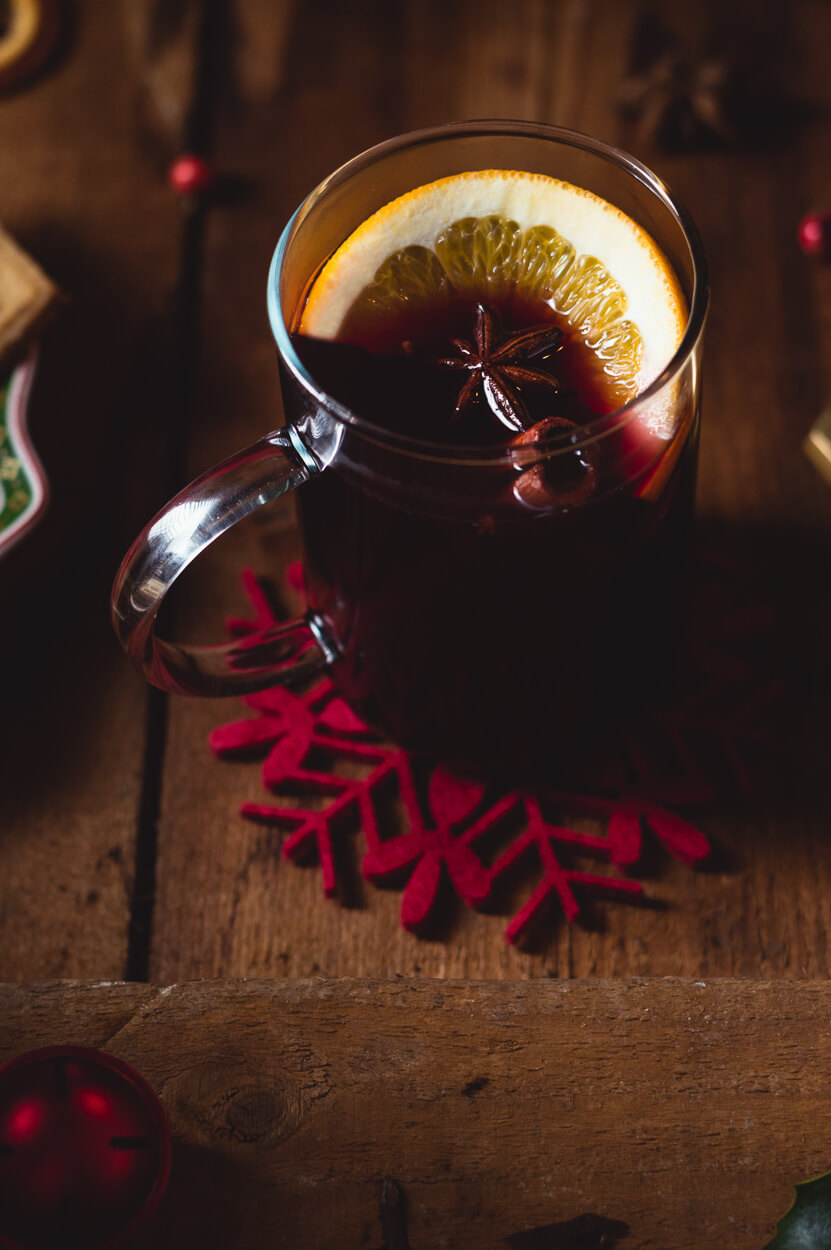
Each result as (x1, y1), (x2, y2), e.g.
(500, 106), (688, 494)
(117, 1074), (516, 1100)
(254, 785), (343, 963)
(5, 976), (831, 1250)
(1, 2), (830, 1246)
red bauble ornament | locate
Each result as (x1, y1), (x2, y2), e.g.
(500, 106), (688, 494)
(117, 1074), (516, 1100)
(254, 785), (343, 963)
(167, 152), (214, 196)
(0, 1047), (171, 1250)
(798, 211), (831, 259)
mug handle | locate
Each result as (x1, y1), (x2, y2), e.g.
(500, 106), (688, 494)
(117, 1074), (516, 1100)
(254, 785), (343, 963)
(111, 427), (334, 696)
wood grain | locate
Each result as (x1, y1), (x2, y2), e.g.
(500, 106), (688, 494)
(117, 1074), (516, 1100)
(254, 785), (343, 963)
(0, 2), (195, 980)
(2, 976), (830, 1249)
(149, 0), (831, 983)
(568, 0), (831, 981)
(2, 0), (831, 984)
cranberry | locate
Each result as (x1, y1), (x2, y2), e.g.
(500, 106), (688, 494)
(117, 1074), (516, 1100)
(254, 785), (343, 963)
(167, 153), (214, 196)
(798, 212), (831, 259)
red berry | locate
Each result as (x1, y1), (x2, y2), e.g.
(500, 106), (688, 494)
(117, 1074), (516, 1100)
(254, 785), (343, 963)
(168, 153), (214, 196)
(798, 211), (831, 259)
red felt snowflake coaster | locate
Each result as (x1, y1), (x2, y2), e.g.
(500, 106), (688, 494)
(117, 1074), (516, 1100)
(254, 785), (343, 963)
(207, 558), (780, 944)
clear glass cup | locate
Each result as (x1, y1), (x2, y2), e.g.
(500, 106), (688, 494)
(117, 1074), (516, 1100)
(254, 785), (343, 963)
(111, 121), (708, 777)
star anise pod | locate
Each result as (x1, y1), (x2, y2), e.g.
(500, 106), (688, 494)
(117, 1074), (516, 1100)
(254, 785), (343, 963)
(619, 51), (736, 151)
(435, 302), (563, 433)
(618, 6), (805, 155)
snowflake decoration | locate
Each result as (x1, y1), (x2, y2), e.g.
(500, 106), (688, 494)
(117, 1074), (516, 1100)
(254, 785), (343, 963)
(206, 562), (779, 944)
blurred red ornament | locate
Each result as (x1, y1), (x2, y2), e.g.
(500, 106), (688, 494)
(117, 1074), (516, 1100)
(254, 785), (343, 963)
(0, 1046), (171, 1250)
(798, 212), (831, 259)
(167, 153), (214, 196)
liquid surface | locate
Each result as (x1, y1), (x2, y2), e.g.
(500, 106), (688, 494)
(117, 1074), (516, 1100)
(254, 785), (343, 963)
(287, 257), (696, 772)
(293, 288), (622, 450)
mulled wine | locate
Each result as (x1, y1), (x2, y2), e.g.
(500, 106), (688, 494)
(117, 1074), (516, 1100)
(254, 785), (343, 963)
(290, 283), (698, 776)
(111, 126), (706, 756)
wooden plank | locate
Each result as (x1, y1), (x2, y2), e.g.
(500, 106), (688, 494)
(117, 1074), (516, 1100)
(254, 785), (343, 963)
(151, 0), (831, 982)
(0, 2), (197, 979)
(151, 0), (579, 983)
(2, 976), (830, 1249)
(565, 0), (831, 979)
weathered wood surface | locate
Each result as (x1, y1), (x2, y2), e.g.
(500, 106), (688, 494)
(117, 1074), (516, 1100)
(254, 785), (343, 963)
(2, 0), (831, 982)
(0, 3), (194, 981)
(153, 0), (831, 982)
(2, 976), (830, 1249)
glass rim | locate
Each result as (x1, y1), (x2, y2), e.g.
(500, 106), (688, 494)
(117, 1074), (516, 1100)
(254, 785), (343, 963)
(267, 119), (709, 465)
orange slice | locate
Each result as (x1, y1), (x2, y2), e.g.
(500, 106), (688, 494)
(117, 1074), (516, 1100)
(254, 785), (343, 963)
(301, 170), (687, 404)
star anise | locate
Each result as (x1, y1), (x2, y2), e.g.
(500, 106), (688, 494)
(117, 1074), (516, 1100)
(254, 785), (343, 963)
(616, 7), (805, 154)
(435, 302), (563, 433)
(619, 51), (736, 151)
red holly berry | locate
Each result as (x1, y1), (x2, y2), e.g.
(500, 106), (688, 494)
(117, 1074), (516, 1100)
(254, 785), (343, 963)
(798, 211), (831, 259)
(167, 153), (214, 196)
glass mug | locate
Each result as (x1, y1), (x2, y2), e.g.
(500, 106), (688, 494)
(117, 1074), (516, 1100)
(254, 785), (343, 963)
(112, 121), (708, 777)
